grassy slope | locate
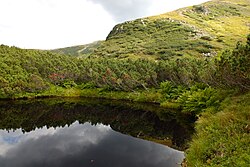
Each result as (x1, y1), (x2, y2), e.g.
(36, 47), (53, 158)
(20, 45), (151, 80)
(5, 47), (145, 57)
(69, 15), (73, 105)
(185, 92), (250, 167)
(50, 41), (102, 57)
(52, 0), (250, 59)
(160, 0), (250, 47)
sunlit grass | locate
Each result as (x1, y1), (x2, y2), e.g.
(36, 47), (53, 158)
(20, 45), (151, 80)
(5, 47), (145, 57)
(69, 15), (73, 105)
(185, 92), (250, 166)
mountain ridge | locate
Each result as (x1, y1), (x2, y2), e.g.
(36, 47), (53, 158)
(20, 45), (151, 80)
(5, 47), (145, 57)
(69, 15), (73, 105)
(52, 0), (250, 59)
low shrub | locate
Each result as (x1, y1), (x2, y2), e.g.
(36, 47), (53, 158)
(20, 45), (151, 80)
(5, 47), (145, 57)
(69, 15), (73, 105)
(177, 86), (221, 115)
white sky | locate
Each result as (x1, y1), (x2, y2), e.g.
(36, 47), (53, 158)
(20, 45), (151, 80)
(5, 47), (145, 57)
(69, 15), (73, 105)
(0, 0), (209, 49)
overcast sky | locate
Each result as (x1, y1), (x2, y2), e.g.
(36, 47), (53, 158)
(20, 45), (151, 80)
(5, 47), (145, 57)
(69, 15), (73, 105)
(0, 0), (209, 49)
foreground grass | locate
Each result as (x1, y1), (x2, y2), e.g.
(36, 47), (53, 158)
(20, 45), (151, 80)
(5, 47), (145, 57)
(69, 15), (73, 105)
(185, 92), (250, 167)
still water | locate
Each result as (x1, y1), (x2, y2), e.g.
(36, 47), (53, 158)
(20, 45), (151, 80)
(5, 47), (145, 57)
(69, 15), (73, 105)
(0, 98), (195, 167)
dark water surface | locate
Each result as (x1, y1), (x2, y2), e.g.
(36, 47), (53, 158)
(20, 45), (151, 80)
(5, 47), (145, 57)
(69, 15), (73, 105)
(0, 98), (195, 167)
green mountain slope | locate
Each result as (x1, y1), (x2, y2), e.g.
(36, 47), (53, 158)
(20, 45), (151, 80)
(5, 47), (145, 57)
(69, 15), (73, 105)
(50, 41), (102, 57)
(54, 0), (250, 59)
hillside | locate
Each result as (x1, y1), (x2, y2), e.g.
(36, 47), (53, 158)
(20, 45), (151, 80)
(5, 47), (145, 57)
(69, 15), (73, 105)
(53, 0), (250, 59)
(51, 41), (102, 57)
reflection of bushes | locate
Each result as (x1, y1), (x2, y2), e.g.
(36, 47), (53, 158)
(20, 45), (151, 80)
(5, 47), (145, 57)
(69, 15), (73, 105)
(0, 98), (195, 149)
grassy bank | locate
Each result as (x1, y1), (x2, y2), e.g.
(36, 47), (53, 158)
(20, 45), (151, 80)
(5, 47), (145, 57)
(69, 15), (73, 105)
(184, 92), (250, 167)
(9, 85), (162, 104)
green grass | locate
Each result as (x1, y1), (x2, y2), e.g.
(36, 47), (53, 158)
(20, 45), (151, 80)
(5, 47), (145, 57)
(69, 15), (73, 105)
(50, 41), (102, 57)
(7, 85), (163, 104)
(80, 88), (162, 103)
(185, 92), (250, 167)
(163, 0), (250, 47)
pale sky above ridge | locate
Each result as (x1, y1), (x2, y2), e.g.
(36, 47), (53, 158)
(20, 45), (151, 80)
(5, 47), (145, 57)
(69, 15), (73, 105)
(0, 0), (209, 49)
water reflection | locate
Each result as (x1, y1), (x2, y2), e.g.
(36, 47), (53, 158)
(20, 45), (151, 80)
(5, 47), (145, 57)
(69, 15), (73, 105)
(0, 98), (195, 167)
(0, 121), (184, 167)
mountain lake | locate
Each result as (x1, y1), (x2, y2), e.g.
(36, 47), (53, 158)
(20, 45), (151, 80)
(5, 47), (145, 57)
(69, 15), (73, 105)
(0, 98), (195, 167)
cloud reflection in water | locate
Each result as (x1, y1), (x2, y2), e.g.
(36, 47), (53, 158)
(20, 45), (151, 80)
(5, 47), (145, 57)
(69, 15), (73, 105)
(0, 121), (184, 167)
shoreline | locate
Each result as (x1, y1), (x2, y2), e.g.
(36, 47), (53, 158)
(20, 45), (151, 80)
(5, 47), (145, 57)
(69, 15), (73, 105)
(0, 87), (249, 166)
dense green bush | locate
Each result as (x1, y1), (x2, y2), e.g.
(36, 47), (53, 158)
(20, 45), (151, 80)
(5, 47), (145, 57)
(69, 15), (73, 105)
(77, 58), (159, 91)
(0, 45), (80, 98)
(160, 81), (187, 100)
(177, 86), (221, 115)
(213, 35), (250, 90)
(0, 35), (249, 98)
(160, 81), (222, 115)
